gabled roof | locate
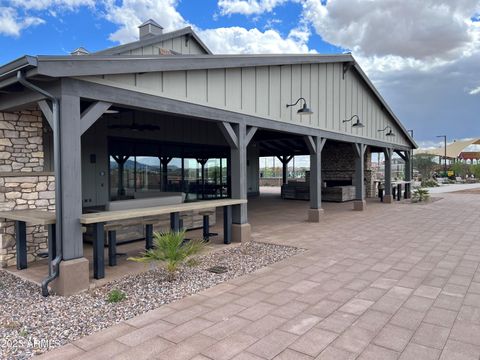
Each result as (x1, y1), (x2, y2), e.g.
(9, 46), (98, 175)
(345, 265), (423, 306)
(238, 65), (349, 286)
(0, 53), (416, 148)
(95, 26), (212, 55)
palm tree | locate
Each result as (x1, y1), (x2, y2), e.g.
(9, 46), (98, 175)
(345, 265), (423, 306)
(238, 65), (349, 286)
(129, 231), (206, 281)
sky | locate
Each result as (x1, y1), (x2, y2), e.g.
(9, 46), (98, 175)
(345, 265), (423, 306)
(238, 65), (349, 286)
(0, 0), (479, 148)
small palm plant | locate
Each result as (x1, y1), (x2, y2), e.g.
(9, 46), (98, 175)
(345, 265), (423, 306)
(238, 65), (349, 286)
(129, 231), (206, 281)
(412, 187), (430, 203)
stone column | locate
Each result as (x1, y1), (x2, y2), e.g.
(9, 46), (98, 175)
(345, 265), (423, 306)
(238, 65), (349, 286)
(353, 143), (366, 211)
(384, 148), (393, 203)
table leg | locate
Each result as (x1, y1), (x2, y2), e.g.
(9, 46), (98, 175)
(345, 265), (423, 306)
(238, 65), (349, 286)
(223, 205), (232, 244)
(203, 215), (209, 240)
(47, 224), (56, 276)
(93, 222), (105, 279)
(108, 230), (117, 267)
(397, 184), (402, 201)
(15, 220), (27, 270)
(145, 224), (153, 249)
(170, 212), (180, 232)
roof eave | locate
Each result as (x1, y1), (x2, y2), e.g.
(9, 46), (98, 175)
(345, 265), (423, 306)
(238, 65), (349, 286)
(352, 61), (417, 149)
(33, 54), (355, 77)
(0, 56), (38, 81)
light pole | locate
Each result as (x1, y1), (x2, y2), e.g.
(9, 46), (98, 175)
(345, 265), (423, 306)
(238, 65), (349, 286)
(436, 135), (447, 175)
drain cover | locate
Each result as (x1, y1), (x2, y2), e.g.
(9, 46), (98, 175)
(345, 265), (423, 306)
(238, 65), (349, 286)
(207, 265), (228, 274)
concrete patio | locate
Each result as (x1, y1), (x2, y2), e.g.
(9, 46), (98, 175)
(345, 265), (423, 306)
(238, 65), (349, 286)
(39, 189), (480, 360)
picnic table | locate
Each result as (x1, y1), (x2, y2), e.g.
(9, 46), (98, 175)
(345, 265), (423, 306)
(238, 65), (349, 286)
(0, 199), (247, 280)
(0, 210), (56, 271)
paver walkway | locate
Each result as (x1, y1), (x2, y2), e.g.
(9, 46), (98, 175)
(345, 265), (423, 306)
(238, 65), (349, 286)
(40, 191), (480, 359)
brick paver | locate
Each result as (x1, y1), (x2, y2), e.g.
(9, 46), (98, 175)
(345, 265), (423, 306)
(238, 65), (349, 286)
(40, 191), (480, 359)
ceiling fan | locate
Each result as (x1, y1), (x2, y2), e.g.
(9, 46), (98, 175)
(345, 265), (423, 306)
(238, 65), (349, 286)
(108, 112), (160, 132)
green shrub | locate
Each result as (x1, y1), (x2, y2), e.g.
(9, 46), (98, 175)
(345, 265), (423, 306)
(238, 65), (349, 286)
(412, 188), (430, 203)
(421, 179), (439, 188)
(129, 231), (206, 281)
(107, 289), (126, 303)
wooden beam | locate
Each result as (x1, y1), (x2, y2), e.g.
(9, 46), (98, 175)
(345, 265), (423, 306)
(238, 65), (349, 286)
(37, 100), (53, 129)
(319, 138), (327, 153)
(304, 135), (317, 154)
(218, 122), (238, 149)
(384, 147), (393, 160)
(353, 143), (366, 158)
(245, 126), (258, 146)
(80, 101), (112, 135)
(395, 150), (407, 161)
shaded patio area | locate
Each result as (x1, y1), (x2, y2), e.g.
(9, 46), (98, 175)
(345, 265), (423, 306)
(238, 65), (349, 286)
(6, 187), (361, 288)
(37, 189), (480, 360)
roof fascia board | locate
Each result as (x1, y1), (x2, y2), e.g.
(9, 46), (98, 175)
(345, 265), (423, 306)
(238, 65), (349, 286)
(65, 77), (412, 151)
(0, 56), (37, 82)
(34, 54), (354, 77)
(352, 62), (417, 149)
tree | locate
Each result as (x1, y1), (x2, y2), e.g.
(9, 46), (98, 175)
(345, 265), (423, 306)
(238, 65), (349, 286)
(412, 154), (437, 180)
(451, 162), (469, 178)
(470, 164), (480, 179)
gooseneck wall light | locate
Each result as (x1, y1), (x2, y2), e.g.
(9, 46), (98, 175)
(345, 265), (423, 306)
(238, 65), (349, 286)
(378, 126), (395, 137)
(342, 114), (364, 128)
(286, 97), (313, 115)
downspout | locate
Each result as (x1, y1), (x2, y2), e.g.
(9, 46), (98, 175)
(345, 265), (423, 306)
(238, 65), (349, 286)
(16, 71), (63, 296)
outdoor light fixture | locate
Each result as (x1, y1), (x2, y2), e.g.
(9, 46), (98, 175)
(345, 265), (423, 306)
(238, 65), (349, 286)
(105, 109), (120, 114)
(342, 114), (364, 128)
(286, 97), (313, 115)
(378, 126), (395, 137)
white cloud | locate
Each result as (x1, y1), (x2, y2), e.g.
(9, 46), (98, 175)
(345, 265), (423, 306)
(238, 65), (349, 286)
(10, 0), (95, 10)
(103, 0), (188, 44)
(102, 0), (315, 53)
(302, 0), (480, 72)
(218, 0), (288, 16)
(0, 7), (45, 37)
(199, 26), (314, 54)
(469, 86), (480, 95)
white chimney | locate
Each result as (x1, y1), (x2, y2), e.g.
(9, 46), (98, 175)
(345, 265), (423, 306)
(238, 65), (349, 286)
(139, 19), (163, 40)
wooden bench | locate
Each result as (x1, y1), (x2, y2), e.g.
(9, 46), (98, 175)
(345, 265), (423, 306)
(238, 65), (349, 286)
(80, 199), (247, 280)
(0, 210), (56, 271)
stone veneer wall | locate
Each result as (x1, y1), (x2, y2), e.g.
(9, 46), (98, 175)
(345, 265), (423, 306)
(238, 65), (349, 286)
(0, 109), (55, 268)
(322, 142), (373, 196)
(0, 174), (55, 267)
(0, 110), (45, 172)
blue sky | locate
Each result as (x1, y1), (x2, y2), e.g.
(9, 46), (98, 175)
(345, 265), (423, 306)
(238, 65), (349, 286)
(0, 0), (479, 146)
(0, 0), (340, 62)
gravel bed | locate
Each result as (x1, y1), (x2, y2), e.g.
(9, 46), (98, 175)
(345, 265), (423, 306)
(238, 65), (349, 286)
(0, 242), (303, 359)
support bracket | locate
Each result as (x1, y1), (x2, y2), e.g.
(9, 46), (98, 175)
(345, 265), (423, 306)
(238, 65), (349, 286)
(353, 143), (366, 158)
(80, 101), (112, 135)
(218, 122), (238, 149)
(394, 150), (407, 161)
(245, 126), (258, 146)
(37, 100), (54, 129)
(384, 147), (393, 160)
(304, 136), (317, 154)
(304, 136), (326, 155)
